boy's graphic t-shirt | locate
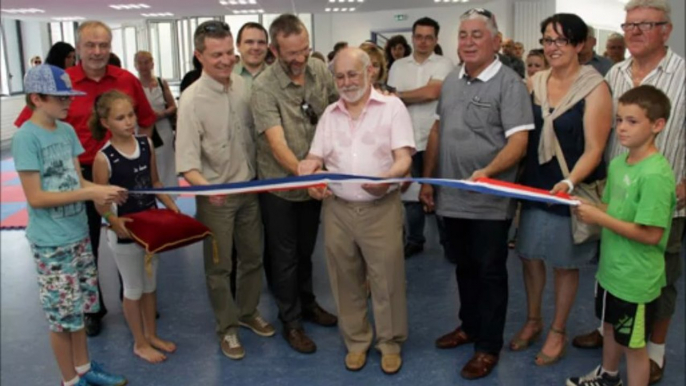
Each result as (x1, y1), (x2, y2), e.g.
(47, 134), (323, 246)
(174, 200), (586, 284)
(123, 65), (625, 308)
(597, 152), (676, 304)
(12, 120), (88, 246)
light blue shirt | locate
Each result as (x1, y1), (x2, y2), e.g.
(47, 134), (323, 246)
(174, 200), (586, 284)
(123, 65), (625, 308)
(12, 120), (88, 246)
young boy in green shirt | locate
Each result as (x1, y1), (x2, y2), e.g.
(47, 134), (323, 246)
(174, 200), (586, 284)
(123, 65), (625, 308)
(566, 85), (676, 386)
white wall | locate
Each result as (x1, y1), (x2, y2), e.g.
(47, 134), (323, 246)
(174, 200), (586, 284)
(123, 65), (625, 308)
(313, 0), (514, 65)
(556, 0), (625, 31)
(20, 21), (50, 69)
(668, 0), (684, 57)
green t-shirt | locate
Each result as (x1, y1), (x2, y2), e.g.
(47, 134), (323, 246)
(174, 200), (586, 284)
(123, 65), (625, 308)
(597, 153), (676, 304)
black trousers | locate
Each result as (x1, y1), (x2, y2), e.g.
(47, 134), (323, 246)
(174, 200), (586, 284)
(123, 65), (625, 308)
(81, 164), (108, 318)
(259, 193), (320, 329)
(444, 217), (511, 355)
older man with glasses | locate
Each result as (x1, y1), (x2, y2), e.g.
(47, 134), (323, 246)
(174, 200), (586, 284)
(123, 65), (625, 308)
(571, 1), (685, 384)
(176, 20), (275, 361)
(421, 8), (533, 380)
(251, 13), (339, 355)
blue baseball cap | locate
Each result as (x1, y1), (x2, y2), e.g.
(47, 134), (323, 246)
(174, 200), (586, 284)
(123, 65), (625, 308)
(24, 64), (86, 96)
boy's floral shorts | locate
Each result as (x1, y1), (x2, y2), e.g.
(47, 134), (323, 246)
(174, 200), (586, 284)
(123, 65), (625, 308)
(31, 238), (100, 332)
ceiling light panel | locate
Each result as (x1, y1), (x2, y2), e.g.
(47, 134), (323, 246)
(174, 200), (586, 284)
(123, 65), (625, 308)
(52, 16), (86, 21)
(1, 8), (45, 14)
(141, 12), (174, 17)
(109, 3), (150, 10)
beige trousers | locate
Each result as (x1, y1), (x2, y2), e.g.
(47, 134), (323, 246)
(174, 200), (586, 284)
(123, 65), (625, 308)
(322, 191), (408, 355)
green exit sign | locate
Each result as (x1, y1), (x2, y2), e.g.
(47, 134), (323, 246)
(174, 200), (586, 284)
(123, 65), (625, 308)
(394, 14), (408, 21)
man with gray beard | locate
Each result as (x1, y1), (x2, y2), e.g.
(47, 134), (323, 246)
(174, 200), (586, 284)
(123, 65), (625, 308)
(299, 47), (415, 375)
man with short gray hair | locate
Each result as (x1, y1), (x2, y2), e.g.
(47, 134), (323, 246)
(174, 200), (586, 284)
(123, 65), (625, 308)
(580, 25), (614, 76)
(421, 8), (533, 380)
(570, 0), (685, 384)
(605, 32), (626, 63)
(252, 13), (339, 354)
(176, 20), (275, 361)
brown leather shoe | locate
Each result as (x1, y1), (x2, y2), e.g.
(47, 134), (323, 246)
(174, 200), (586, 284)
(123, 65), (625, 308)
(460, 352), (499, 380)
(435, 327), (473, 349)
(571, 329), (603, 349)
(284, 328), (317, 354)
(649, 358), (664, 385)
(303, 304), (338, 327)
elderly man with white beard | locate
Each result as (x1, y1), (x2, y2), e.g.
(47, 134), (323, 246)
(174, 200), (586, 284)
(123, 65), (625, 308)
(298, 47), (415, 375)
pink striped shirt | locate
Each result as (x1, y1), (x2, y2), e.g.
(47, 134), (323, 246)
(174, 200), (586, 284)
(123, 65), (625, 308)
(310, 88), (416, 202)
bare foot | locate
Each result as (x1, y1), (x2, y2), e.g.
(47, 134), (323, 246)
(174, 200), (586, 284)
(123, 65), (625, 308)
(134, 344), (167, 364)
(149, 335), (177, 353)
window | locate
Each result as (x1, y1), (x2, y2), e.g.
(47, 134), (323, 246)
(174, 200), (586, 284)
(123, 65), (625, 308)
(177, 19), (192, 76)
(111, 26), (138, 72)
(49, 22), (76, 47)
(0, 24), (9, 95)
(149, 21), (178, 79)
(1, 19), (24, 94)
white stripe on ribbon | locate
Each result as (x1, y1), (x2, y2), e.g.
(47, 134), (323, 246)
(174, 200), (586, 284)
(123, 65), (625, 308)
(132, 173), (580, 207)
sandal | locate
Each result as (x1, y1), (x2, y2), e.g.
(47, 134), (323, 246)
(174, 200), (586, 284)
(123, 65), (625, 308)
(535, 327), (567, 366)
(509, 317), (543, 351)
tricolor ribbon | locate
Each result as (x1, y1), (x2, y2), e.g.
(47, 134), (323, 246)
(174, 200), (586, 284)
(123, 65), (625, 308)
(132, 173), (580, 206)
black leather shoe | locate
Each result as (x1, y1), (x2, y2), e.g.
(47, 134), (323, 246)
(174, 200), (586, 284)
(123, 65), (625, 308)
(404, 243), (423, 258)
(84, 315), (102, 337)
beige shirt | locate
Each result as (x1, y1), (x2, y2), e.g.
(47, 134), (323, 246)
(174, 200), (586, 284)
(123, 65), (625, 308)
(251, 58), (338, 201)
(175, 72), (256, 184)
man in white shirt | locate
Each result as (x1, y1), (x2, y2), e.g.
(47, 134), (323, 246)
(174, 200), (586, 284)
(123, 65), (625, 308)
(387, 17), (454, 258)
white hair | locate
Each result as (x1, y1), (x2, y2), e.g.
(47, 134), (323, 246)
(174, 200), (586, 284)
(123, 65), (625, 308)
(459, 12), (498, 37)
(625, 0), (671, 22)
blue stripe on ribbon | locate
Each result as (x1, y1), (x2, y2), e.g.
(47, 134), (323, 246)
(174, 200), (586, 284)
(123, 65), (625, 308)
(132, 173), (578, 206)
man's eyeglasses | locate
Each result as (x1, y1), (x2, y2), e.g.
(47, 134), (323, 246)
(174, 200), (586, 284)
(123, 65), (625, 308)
(200, 21), (230, 34)
(620, 21), (668, 31)
(300, 101), (318, 126)
(539, 37), (570, 47)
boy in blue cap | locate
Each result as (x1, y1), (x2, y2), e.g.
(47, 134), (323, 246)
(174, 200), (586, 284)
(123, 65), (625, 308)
(11, 64), (128, 386)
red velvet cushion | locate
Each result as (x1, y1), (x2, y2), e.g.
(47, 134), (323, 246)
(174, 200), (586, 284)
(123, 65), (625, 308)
(121, 208), (212, 255)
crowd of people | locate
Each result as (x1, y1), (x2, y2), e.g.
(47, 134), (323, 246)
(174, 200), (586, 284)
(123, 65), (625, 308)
(10, 0), (685, 385)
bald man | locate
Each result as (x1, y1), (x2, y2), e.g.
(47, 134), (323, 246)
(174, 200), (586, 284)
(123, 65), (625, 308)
(299, 48), (415, 375)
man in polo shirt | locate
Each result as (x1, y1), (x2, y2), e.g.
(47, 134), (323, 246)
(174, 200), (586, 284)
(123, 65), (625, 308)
(299, 47), (415, 375)
(233, 22), (269, 90)
(387, 17), (453, 258)
(571, 1), (685, 383)
(579, 26), (614, 76)
(420, 8), (533, 380)
(251, 13), (338, 354)
(14, 20), (157, 337)
(175, 21), (275, 361)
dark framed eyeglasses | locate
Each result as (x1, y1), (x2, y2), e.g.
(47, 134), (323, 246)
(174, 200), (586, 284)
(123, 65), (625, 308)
(539, 37), (570, 47)
(462, 8), (493, 18)
(300, 101), (318, 126)
(199, 21), (230, 34)
(620, 21), (668, 31)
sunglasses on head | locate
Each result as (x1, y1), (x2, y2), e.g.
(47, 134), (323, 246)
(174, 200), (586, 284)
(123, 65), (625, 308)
(200, 21), (230, 34)
(462, 8), (493, 19)
(300, 101), (318, 126)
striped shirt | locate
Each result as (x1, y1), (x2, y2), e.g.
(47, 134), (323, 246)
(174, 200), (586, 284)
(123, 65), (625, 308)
(605, 49), (685, 218)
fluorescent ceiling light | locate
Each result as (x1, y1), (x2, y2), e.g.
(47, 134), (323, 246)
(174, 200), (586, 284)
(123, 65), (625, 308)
(109, 3), (150, 10)
(52, 16), (85, 21)
(1, 8), (45, 14)
(142, 12), (174, 17)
